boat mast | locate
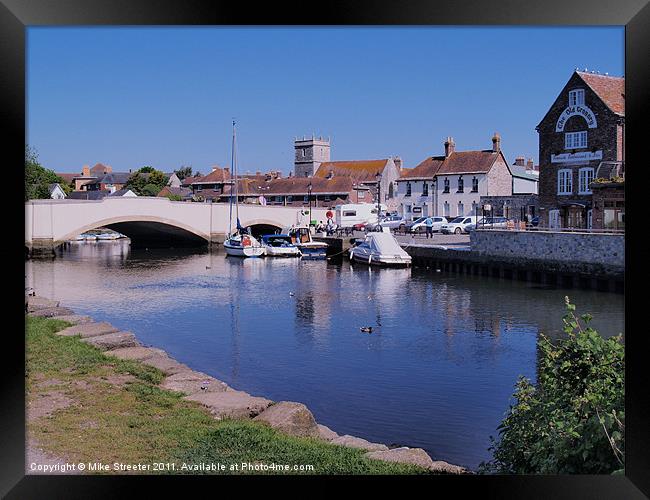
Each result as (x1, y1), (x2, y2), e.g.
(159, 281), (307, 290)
(232, 120), (240, 229)
(228, 119), (237, 235)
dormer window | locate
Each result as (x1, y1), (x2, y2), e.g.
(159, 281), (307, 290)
(569, 89), (585, 106)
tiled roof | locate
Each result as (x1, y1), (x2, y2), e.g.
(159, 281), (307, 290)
(109, 189), (137, 197)
(67, 190), (111, 200)
(225, 176), (353, 196)
(191, 166), (231, 184)
(436, 151), (500, 175)
(399, 157), (445, 180)
(576, 71), (625, 116)
(157, 186), (191, 198)
(90, 163), (112, 174)
(98, 172), (131, 184)
(314, 159), (390, 182)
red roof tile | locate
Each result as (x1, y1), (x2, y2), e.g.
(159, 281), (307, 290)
(400, 157), (445, 179)
(437, 151), (500, 175)
(191, 166), (231, 184)
(576, 71), (625, 116)
(314, 159), (390, 182)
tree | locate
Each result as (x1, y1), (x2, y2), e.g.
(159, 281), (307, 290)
(25, 146), (69, 201)
(480, 297), (624, 474)
(124, 167), (169, 196)
(174, 166), (193, 180)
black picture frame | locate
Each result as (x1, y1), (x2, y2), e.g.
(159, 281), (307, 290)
(4, 0), (648, 497)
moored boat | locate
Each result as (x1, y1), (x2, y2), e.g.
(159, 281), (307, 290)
(261, 234), (301, 257)
(282, 226), (328, 259)
(224, 232), (266, 257)
(349, 231), (411, 267)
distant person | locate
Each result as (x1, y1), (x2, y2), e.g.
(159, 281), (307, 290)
(425, 216), (434, 238)
(326, 218), (334, 236)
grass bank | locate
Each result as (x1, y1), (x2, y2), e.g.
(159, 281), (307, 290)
(26, 316), (429, 475)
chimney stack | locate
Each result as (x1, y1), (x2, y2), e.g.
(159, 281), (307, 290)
(444, 137), (455, 157)
(527, 158), (535, 170)
(492, 132), (501, 153)
(393, 156), (403, 170)
(514, 156), (525, 167)
(82, 165), (90, 176)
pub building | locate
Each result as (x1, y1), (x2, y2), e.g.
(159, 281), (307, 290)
(536, 69), (624, 229)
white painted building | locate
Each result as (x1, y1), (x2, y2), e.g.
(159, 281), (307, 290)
(396, 135), (514, 219)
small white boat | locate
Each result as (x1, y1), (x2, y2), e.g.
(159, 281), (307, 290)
(261, 234), (301, 257)
(282, 226), (328, 259)
(97, 232), (119, 240)
(83, 234), (98, 241)
(349, 231), (412, 267)
(224, 232), (266, 258)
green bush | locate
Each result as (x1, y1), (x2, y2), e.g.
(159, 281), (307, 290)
(480, 297), (624, 474)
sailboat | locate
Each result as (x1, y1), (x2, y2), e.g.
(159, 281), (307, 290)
(223, 120), (265, 258)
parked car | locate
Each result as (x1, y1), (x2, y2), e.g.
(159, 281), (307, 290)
(408, 216), (449, 233)
(377, 214), (408, 230)
(530, 216), (540, 227)
(440, 215), (480, 234)
(476, 216), (511, 229)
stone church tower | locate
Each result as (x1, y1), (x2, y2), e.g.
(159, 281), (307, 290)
(294, 135), (330, 177)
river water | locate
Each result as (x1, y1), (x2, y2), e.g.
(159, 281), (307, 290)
(26, 240), (625, 470)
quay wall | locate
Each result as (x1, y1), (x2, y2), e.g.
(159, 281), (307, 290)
(470, 229), (624, 270)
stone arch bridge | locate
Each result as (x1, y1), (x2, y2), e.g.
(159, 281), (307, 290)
(25, 197), (329, 255)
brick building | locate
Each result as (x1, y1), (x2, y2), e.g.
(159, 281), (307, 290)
(536, 70), (624, 229)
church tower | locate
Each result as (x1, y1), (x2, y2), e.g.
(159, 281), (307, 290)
(294, 135), (330, 177)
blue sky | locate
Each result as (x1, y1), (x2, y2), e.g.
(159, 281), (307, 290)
(27, 27), (624, 175)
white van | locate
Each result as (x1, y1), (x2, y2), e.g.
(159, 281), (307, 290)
(335, 203), (388, 228)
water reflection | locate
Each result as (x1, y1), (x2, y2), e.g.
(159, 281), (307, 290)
(27, 240), (624, 470)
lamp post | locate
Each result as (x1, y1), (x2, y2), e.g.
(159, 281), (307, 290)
(375, 172), (382, 222)
(308, 181), (313, 227)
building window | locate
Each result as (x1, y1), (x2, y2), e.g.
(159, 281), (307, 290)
(472, 177), (478, 192)
(565, 131), (588, 149)
(405, 182), (411, 197)
(287, 196), (293, 202)
(303, 195), (309, 202)
(458, 202), (464, 216)
(358, 190), (365, 199)
(457, 177), (464, 193)
(603, 200), (625, 230)
(196, 185), (202, 192)
(443, 178), (450, 193)
(302, 149), (307, 157)
(471, 201), (477, 215)
(444, 201), (450, 217)
(569, 89), (585, 106)
(422, 182), (428, 197)
(578, 167), (595, 194)
(557, 169), (573, 195)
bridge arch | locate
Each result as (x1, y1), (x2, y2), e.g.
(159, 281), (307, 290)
(58, 215), (211, 248)
(239, 218), (285, 238)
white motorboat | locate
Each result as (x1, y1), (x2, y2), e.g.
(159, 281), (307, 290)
(282, 226), (328, 259)
(349, 231), (412, 267)
(83, 233), (97, 241)
(261, 234), (301, 257)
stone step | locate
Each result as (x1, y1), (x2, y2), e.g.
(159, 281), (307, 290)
(253, 401), (320, 438)
(48, 315), (93, 325)
(82, 331), (139, 351)
(29, 307), (75, 318)
(364, 447), (469, 474)
(107, 346), (168, 361)
(26, 297), (59, 311)
(138, 354), (190, 376)
(184, 390), (272, 420)
(160, 370), (229, 395)
(56, 322), (119, 338)
(330, 435), (389, 452)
